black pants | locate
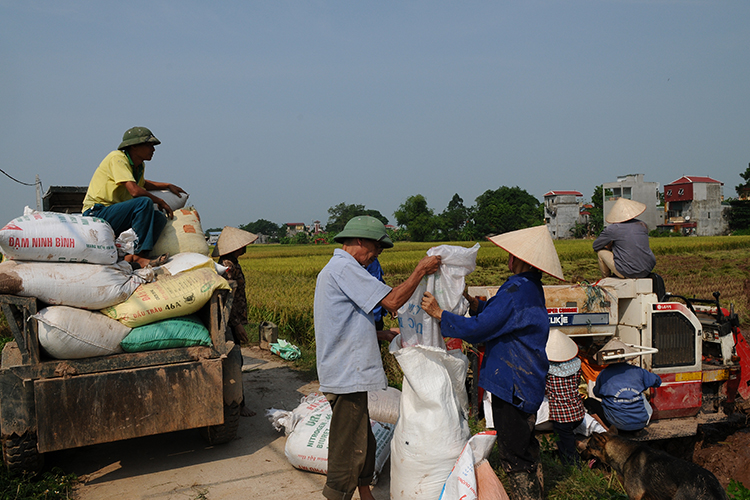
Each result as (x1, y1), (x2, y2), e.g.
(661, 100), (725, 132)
(552, 419), (582, 465)
(491, 396), (540, 474)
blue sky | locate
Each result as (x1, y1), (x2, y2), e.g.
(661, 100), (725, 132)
(1, 1), (748, 231)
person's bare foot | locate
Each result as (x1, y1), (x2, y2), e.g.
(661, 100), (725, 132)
(125, 253), (169, 269)
(240, 406), (256, 417)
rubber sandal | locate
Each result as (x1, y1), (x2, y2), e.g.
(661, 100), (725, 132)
(148, 253), (169, 267)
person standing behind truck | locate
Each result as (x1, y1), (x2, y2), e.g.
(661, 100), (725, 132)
(421, 225), (565, 500)
(83, 126), (186, 269)
(314, 216), (440, 500)
(545, 329), (585, 466)
(592, 197), (656, 279)
(212, 226), (258, 418)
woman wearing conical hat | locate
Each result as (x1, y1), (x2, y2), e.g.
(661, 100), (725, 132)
(213, 226), (258, 417)
(592, 197), (655, 279)
(421, 225), (564, 500)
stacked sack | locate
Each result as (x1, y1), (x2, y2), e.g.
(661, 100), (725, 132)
(0, 204), (230, 360)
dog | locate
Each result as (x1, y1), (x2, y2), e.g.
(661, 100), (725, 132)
(582, 428), (727, 500)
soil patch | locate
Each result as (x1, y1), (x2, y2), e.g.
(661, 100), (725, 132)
(693, 427), (750, 489)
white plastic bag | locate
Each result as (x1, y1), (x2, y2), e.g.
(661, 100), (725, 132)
(156, 252), (222, 276)
(149, 189), (189, 212)
(115, 228), (138, 257)
(440, 432), (497, 500)
(267, 393), (394, 476)
(35, 306), (131, 359)
(398, 244), (480, 348)
(390, 339), (471, 500)
(0, 212), (117, 264)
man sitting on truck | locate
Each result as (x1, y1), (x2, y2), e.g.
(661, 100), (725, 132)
(592, 197), (656, 279)
(83, 127), (186, 269)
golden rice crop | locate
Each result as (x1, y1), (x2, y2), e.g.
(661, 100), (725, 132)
(240, 236), (750, 348)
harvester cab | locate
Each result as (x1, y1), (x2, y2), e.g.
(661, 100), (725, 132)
(467, 276), (747, 440)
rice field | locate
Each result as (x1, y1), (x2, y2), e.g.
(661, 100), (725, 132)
(240, 235), (750, 349)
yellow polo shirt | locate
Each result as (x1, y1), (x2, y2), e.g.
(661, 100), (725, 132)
(83, 150), (145, 212)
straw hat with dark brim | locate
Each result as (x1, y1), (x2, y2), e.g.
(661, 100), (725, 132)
(487, 225), (564, 281)
(546, 328), (578, 362)
(212, 226), (258, 257)
(606, 197), (647, 224)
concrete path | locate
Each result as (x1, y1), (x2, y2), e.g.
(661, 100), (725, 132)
(51, 346), (390, 500)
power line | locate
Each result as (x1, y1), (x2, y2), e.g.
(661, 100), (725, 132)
(0, 168), (38, 187)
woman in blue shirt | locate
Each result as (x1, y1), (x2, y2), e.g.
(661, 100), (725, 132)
(421, 225), (564, 500)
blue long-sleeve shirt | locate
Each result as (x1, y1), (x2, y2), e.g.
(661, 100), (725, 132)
(439, 271), (549, 414)
(594, 363), (662, 431)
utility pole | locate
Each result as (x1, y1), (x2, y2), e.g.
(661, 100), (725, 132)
(35, 175), (42, 211)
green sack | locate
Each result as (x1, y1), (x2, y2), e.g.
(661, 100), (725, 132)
(270, 339), (301, 360)
(120, 315), (212, 352)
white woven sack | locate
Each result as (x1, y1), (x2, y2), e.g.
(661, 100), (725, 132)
(149, 189), (189, 212)
(0, 212), (117, 264)
(267, 392), (394, 476)
(149, 207), (209, 257)
(0, 260), (152, 310)
(35, 306), (131, 359)
(440, 432), (497, 500)
(398, 244), (479, 348)
(390, 340), (471, 500)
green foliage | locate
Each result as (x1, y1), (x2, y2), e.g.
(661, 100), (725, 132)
(394, 194), (438, 241)
(437, 194), (474, 241)
(472, 186), (542, 238)
(325, 203), (388, 234)
(726, 200), (750, 231)
(240, 219), (283, 241)
(0, 467), (77, 500)
(649, 229), (684, 237)
(588, 185), (612, 236)
(734, 162), (750, 197)
(728, 479), (750, 500)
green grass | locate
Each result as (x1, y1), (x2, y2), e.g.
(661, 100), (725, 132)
(0, 468), (77, 500)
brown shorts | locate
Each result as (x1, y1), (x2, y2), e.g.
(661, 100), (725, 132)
(322, 392), (376, 500)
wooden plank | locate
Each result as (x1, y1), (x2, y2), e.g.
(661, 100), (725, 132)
(34, 358), (224, 452)
(0, 369), (37, 437)
(0, 296), (39, 365)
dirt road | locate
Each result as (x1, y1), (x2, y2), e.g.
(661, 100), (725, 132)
(50, 346), (390, 500)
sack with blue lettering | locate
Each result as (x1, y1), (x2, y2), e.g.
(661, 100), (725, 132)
(267, 392), (394, 477)
(397, 244), (480, 348)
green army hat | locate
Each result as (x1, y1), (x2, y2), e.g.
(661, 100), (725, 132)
(118, 127), (161, 150)
(333, 216), (394, 248)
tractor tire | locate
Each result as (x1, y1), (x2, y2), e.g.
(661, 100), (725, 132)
(199, 402), (240, 445)
(2, 431), (44, 474)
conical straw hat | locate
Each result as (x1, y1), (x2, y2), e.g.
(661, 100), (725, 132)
(212, 226), (258, 257)
(488, 225), (564, 281)
(546, 328), (578, 362)
(606, 197), (646, 224)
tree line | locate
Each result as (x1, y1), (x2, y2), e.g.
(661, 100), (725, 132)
(207, 185), (598, 243)
(206, 164), (750, 243)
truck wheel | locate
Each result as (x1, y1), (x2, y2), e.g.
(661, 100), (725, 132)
(2, 431), (44, 474)
(200, 402), (240, 445)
